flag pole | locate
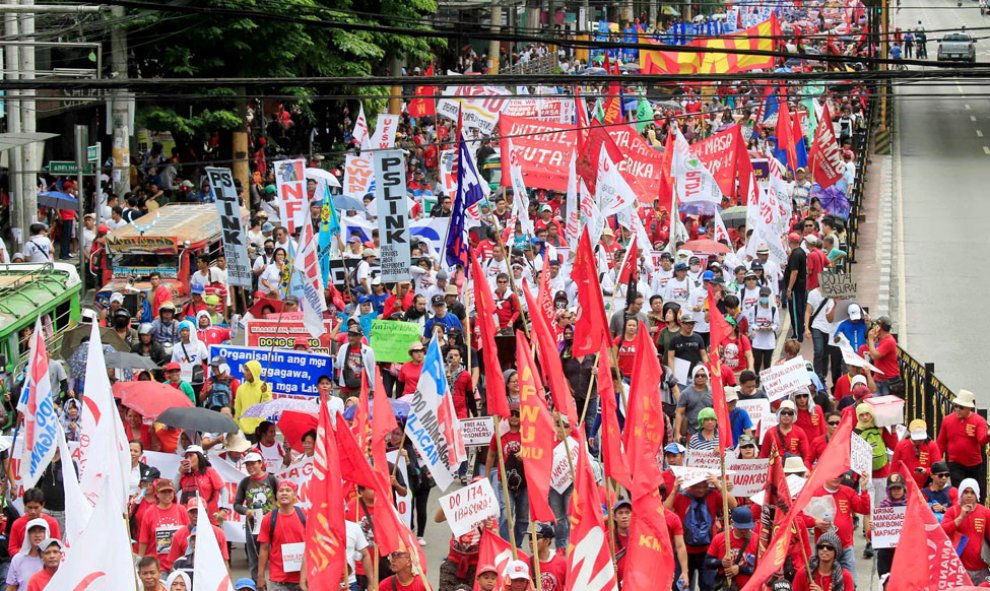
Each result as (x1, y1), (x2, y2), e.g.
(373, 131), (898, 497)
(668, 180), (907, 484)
(605, 477), (620, 568)
(579, 352), (601, 427)
(492, 415), (519, 558)
(489, 194), (532, 341)
(529, 518), (544, 591)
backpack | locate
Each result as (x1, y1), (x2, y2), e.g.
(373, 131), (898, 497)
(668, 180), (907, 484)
(502, 449), (526, 493)
(682, 496), (714, 546)
(859, 428), (889, 471)
(207, 376), (233, 410)
(269, 506), (307, 542)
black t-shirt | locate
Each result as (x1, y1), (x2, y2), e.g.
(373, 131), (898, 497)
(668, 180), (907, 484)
(785, 247), (808, 292)
(669, 332), (706, 365)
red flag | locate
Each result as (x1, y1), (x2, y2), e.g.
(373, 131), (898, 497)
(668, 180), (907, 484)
(707, 288), (734, 452)
(524, 277), (578, 429)
(757, 443), (792, 558)
(474, 529), (530, 591)
(352, 373), (371, 453)
(775, 100), (798, 171)
(372, 367), (398, 483)
(571, 228), (610, 357)
(565, 432), (621, 591)
(657, 130), (675, 212)
(808, 103), (845, 188)
(888, 462), (972, 591)
(597, 343), (631, 489)
(305, 401), (347, 588)
(736, 130), (754, 205)
(471, 257), (509, 418)
(535, 257), (562, 341)
(516, 332), (557, 523)
(741, 413), (855, 591)
(616, 235), (639, 285)
(575, 86), (590, 153)
(624, 489), (675, 591)
(407, 63), (437, 118)
(622, 323), (666, 498)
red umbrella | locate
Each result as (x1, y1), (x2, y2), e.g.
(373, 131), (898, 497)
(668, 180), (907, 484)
(248, 297), (284, 319)
(112, 381), (194, 419)
(682, 238), (731, 254)
(278, 409), (318, 453)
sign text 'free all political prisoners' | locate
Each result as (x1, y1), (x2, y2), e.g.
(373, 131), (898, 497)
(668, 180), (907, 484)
(759, 357), (810, 402)
(374, 150), (411, 283)
(819, 272), (857, 299)
(439, 477), (500, 538)
(209, 345), (332, 398)
(461, 417), (495, 447)
(871, 506), (906, 549)
(205, 167), (252, 289)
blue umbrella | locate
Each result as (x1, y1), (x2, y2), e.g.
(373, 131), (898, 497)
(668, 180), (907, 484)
(332, 194), (365, 211)
(36, 191), (78, 209)
(343, 398), (411, 422)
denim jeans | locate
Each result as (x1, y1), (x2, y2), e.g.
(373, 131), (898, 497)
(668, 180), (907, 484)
(839, 545), (856, 576)
(493, 472), (529, 546)
(549, 486), (572, 549)
(789, 289), (808, 342)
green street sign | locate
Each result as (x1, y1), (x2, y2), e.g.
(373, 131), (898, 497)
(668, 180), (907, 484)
(48, 161), (95, 175)
(86, 145), (99, 162)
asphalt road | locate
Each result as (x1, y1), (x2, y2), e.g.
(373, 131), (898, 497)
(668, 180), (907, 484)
(894, 0), (990, 400)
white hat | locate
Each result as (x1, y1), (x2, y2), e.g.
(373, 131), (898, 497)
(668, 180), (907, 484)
(850, 375), (867, 388)
(505, 560), (530, 580)
(783, 456), (807, 474)
(960, 478), (981, 500)
(955, 389), (977, 409)
(109, 292), (125, 305)
(848, 304), (863, 321)
(244, 452), (264, 463)
(724, 386), (739, 403)
(184, 445), (205, 456)
(777, 400), (797, 414)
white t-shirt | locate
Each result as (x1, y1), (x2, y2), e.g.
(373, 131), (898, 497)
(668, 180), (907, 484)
(259, 264), (283, 296)
(806, 289), (837, 335)
(749, 304), (779, 350)
(259, 440), (287, 474)
(346, 520), (370, 585)
(171, 340), (209, 385)
(24, 236), (53, 263)
(662, 276), (692, 306)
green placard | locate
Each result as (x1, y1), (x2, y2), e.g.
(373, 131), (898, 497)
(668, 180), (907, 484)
(369, 319), (423, 363)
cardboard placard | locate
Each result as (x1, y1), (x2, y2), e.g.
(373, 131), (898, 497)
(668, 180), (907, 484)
(685, 448), (722, 472)
(550, 438), (581, 494)
(727, 458), (770, 497)
(669, 464), (727, 488)
(820, 272), (857, 299)
(850, 432), (873, 477)
(759, 357), (810, 402)
(206, 167), (252, 289)
(871, 506), (907, 549)
(737, 399), (771, 433)
(438, 478), (500, 538)
(373, 150), (411, 282)
(461, 417), (496, 447)
(369, 320), (423, 363)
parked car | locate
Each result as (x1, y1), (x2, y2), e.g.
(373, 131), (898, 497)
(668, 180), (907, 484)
(937, 33), (976, 62)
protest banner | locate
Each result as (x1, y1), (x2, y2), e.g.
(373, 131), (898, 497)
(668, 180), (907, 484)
(872, 506), (906, 549)
(209, 345), (332, 399)
(692, 126), (746, 199)
(550, 437), (581, 494)
(737, 399), (771, 433)
(439, 477), (500, 538)
(578, 126), (664, 205)
(274, 158), (308, 235)
(387, 450), (413, 528)
(820, 272), (857, 299)
(439, 150), (457, 196)
(205, 167), (252, 288)
(437, 84), (510, 135)
(726, 458), (770, 497)
(498, 115), (577, 192)
(501, 95), (575, 123)
(369, 320), (423, 363)
(245, 318), (334, 354)
(850, 432), (873, 476)
(669, 465), (725, 488)
(685, 448), (722, 472)
(404, 338), (458, 492)
(759, 357), (810, 402)
(344, 154), (375, 198)
(374, 150), (411, 282)
(461, 417), (495, 447)
(371, 114), (400, 149)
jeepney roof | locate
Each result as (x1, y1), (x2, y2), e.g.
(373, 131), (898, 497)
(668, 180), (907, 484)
(106, 203), (221, 251)
(0, 262), (81, 332)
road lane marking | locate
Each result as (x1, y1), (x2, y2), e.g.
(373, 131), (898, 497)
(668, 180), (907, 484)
(984, 146), (990, 155)
(966, 104), (972, 110)
(978, 130), (984, 137)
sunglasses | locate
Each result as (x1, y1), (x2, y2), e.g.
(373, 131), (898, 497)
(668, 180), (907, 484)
(935, 473), (950, 477)
(816, 544), (836, 551)
(795, 394), (809, 398)
(780, 411), (795, 416)
(827, 421), (841, 426)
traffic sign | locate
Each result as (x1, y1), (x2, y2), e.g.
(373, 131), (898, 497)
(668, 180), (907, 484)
(48, 161), (95, 175)
(86, 145), (99, 163)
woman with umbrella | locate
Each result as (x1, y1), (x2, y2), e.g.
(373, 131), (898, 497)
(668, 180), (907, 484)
(175, 445), (228, 526)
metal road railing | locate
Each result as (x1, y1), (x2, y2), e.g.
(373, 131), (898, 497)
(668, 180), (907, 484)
(842, 98), (875, 273)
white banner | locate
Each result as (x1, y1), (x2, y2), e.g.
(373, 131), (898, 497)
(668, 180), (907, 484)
(673, 129), (723, 205)
(726, 458), (770, 498)
(374, 150), (412, 283)
(371, 114), (400, 149)
(404, 337), (457, 492)
(206, 167), (252, 289)
(550, 437), (581, 494)
(439, 477), (500, 538)
(737, 398), (771, 434)
(437, 84), (510, 135)
(462, 417), (495, 447)
(872, 506), (906, 549)
(343, 154), (375, 198)
(685, 448), (722, 472)
(759, 357), (810, 402)
(274, 159), (308, 236)
(670, 464), (724, 488)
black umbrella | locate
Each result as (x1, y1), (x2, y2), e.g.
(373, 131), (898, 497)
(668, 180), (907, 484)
(157, 407), (239, 434)
(60, 324), (130, 359)
(104, 351), (158, 370)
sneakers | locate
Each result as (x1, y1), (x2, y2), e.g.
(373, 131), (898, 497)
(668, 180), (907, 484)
(417, 537), (427, 547)
(863, 542), (874, 559)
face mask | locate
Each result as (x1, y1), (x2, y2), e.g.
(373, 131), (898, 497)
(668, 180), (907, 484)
(264, 247), (274, 255)
(690, 264), (700, 273)
(759, 297), (770, 305)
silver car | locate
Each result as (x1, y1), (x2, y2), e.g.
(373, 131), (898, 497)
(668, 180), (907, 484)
(937, 33), (976, 62)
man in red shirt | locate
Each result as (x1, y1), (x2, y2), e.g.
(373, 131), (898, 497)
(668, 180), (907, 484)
(760, 400), (812, 469)
(6, 489), (61, 556)
(138, 479), (190, 570)
(810, 472), (871, 574)
(941, 478), (990, 581)
(149, 272), (173, 314)
(704, 507), (758, 589)
(804, 235), (828, 291)
(398, 341), (426, 396)
(860, 316), (899, 395)
(167, 498), (230, 569)
(26, 538), (62, 591)
(936, 389), (990, 491)
(663, 477), (737, 589)
(381, 281), (415, 319)
(378, 550), (429, 591)
(892, 419), (942, 488)
(529, 523), (568, 591)
(492, 273), (520, 331)
(258, 481), (306, 591)
(791, 531), (855, 591)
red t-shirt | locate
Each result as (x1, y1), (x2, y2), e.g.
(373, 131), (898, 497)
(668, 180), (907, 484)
(258, 509), (306, 583)
(891, 439), (942, 488)
(833, 374), (852, 402)
(809, 485), (870, 549)
(937, 412), (989, 467)
(167, 522), (230, 568)
(792, 566), (855, 591)
(706, 531), (758, 588)
(138, 503), (191, 567)
(488, 431), (523, 481)
(669, 491), (726, 553)
(8, 514), (61, 557)
(178, 468), (225, 523)
(378, 577), (429, 591)
(398, 361), (424, 396)
(858, 335), (898, 382)
(615, 336), (637, 378)
(942, 504), (990, 570)
(26, 569), (54, 591)
(538, 553), (569, 591)
(760, 425), (812, 468)
(805, 249), (827, 290)
(795, 406), (826, 440)
(720, 334), (752, 374)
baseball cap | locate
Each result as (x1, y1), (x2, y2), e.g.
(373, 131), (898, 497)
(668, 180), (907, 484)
(234, 579), (258, 591)
(674, 261), (688, 272)
(186, 497), (203, 512)
(850, 375), (867, 388)
(848, 304), (863, 320)
(778, 400), (797, 414)
(680, 311), (696, 323)
(190, 283), (205, 295)
(506, 560), (530, 580)
(664, 442), (686, 454)
(244, 452), (264, 464)
(476, 564), (499, 577)
(155, 478), (176, 492)
(613, 498), (632, 512)
(210, 356), (224, 366)
(109, 292), (125, 305)
(724, 386), (739, 403)
(788, 232), (802, 244)
(184, 445), (205, 456)
(737, 434), (757, 448)
(40, 538), (64, 551)
(164, 361), (181, 372)
(140, 467), (161, 483)
(702, 271), (716, 283)
(909, 419), (928, 441)
(432, 294), (446, 307)
(731, 507), (755, 530)
(531, 523), (555, 538)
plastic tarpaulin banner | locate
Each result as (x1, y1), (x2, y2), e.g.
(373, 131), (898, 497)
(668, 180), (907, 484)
(498, 115), (577, 193)
(640, 16), (781, 75)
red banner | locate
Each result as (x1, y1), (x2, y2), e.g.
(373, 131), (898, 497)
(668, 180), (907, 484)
(578, 125), (665, 205)
(809, 104), (845, 188)
(516, 332), (557, 523)
(498, 115), (578, 192)
(692, 125), (747, 200)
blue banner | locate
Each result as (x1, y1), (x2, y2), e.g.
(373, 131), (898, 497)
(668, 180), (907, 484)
(209, 345), (333, 398)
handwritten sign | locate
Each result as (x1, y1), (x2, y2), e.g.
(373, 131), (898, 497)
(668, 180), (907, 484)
(759, 357), (810, 402)
(439, 478), (500, 538)
(872, 506), (906, 549)
(550, 438), (581, 494)
(369, 320), (423, 363)
(670, 464), (728, 488)
(685, 448), (722, 472)
(820, 272), (857, 299)
(850, 432), (873, 477)
(727, 458), (770, 497)
(461, 417), (495, 447)
(737, 399), (771, 434)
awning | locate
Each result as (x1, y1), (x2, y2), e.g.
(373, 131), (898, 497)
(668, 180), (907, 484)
(0, 132), (58, 153)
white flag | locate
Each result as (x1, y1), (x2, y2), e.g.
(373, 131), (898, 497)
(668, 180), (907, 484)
(403, 335), (458, 491)
(78, 322), (132, 513)
(712, 209), (731, 245)
(45, 478), (138, 591)
(564, 150), (580, 245)
(596, 145), (637, 218)
(505, 139), (535, 237)
(57, 423), (91, 547)
(17, 318), (59, 490)
(370, 114), (400, 149)
(673, 128), (724, 205)
(193, 501), (234, 591)
(746, 174), (787, 264)
(293, 223), (328, 339)
(353, 104), (372, 151)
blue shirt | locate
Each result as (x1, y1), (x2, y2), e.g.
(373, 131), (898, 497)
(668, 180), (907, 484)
(424, 312), (463, 337)
(834, 319), (868, 352)
(729, 407), (754, 446)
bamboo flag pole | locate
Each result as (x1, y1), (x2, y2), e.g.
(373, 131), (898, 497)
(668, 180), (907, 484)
(529, 518), (544, 591)
(493, 415), (519, 558)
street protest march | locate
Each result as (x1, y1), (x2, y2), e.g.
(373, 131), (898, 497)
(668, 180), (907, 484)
(0, 2), (983, 591)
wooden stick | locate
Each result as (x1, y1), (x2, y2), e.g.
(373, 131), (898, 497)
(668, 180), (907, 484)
(492, 415), (519, 558)
(605, 477), (620, 568)
(530, 518), (544, 591)
(579, 351), (601, 427)
(391, 429), (408, 480)
(795, 520), (815, 580)
(720, 454), (734, 587)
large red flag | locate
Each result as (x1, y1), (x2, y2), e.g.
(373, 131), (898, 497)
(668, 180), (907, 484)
(471, 257), (509, 418)
(305, 402), (347, 589)
(888, 462), (971, 591)
(407, 63), (437, 119)
(808, 103), (845, 188)
(372, 367), (399, 483)
(624, 489), (676, 591)
(571, 228), (610, 357)
(353, 373), (371, 452)
(474, 529), (530, 591)
(757, 443), (792, 557)
(741, 413), (855, 591)
(616, 235), (639, 286)
(598, 343), (632, 490)
(565, 432), (620, 591)
(515, 332), (557, 523)
(657, 129), (675, 212)
(523, 280), (578, 429)
(707, 288), (734, 452)
(775, 100), (798, 171)
(622, 323), (666, 498)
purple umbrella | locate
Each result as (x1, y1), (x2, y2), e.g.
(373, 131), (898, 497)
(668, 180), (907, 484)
(811, 184), (850, 220)
(243, 397), (320, 419)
